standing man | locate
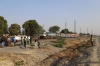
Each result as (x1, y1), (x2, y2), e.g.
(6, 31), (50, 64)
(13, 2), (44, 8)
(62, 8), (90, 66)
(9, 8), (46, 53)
(37, 40), (40, 49)
(34, 39), (38, 48)
(5, 36), (8, 46)
(27, 36), (30, 45)
(21, 37), (24, 45)
(30, 36), (32, 45)
(13, 37), (16, 46)
(7, 36), (11, 46)
(24, 37), (26, 49)
(90, 35), (93, 46)
(1, 36), (6, 47)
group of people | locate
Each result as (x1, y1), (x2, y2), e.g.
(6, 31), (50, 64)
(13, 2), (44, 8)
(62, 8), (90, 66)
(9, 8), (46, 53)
(0, 36), (40, 49)
(20, 36), (40, 49)
(0, 36), (16, 47)
(21, 36), (32, 49)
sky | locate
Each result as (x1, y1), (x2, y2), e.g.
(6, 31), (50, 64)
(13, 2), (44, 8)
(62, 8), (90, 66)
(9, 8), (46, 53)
(0, 0), (100, 35)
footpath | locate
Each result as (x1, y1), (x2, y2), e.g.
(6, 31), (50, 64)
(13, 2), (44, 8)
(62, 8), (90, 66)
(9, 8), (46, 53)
(89, 37), (100, 66)
(64, 37), (100, 66)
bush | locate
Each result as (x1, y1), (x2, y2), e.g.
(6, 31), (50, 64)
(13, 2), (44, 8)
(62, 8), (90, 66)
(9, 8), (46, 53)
(57, 37), (66, 44)
(15, 61), (23, 66)
(53, 43), (63, 48)
(53, 37), (66, 48)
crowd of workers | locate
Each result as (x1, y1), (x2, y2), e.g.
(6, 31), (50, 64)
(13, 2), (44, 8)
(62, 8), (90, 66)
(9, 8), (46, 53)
(0, 36), (40, 49)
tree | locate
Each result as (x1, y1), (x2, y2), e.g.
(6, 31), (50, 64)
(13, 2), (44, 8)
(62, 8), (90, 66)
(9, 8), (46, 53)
(49, 25), (60, 33)
(60, 29), (74, 34)
(9, 23), (20, 35)
(60, 29), (69, 33)
(0, 16), (8, 35)
(41, 29), (46, 33)
(68, 31), (74, 34)
(87, 33), (90, 35)
(22, 20), (42, 36)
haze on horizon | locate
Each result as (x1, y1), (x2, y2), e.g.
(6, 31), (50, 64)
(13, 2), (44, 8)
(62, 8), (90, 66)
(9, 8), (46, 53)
(0, 0), (100, 35)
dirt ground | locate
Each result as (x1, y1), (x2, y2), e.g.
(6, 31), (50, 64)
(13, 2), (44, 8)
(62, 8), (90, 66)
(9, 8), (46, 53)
(0, 36), (95, 66)
(0, 38), (64, 66)
(60, 36), (99, 66)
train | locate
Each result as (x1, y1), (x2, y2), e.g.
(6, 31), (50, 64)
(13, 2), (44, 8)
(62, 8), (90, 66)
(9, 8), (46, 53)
(39, 32), (80, 39)
(40, 32), (57, 39)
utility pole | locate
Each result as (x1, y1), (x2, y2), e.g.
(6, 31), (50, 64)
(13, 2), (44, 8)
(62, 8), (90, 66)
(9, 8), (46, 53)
(80, 28), (81, 36)
(87, 27), (88, 34)
(43, 24), (44, 30)
(91, 30), (92, 35)
(42, 24), (44, 32)
(74, 20), (76, 34)
(74, 20), (76, 38)
(23, 28), (25, 35)
(80, 28), (81, 34)
(65, 23), (67, 37)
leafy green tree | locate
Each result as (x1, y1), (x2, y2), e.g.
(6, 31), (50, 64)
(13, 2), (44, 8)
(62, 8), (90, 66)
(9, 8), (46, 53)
(68, 31), (74, 34)
(9, 23), (20, 35)
(0, 16), (8, 35)
(61, 29), (74, 34)
(49, 25), (60, 33)
(41, 29), (46, 33)
(87, 33), (90, 35)
(60, 29), (69, 33)
(22, 20), (42, 36)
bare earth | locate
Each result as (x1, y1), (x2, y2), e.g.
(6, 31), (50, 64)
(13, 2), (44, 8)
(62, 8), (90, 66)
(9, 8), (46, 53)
(0, 39), (65, 66)
(0, 36), (98, 66)
(89, 37), (100, 66)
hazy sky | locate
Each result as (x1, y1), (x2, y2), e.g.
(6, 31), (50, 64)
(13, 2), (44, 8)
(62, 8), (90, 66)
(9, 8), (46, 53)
(0, 0), (100, 35)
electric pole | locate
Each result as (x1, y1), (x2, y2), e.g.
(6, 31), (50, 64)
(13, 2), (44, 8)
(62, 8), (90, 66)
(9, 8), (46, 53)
(80, 28), (81, 34)
(74, 20), (76, 34)
(65, 23), (67, 37)
(87, 27), (88, 34)
(91, 30), (92, 35)
(43, 24), (44, 30)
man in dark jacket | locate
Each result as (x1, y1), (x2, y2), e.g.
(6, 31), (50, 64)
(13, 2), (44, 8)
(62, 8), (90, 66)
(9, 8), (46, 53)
(90, 35), (93, 46)
(1, 36), (6, 47)
(30, 36), (32, 45)
(24, 37), (26, 49)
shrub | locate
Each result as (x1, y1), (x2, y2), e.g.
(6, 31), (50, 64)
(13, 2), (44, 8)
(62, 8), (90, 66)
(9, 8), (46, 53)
(53, 37), (66, 48)
(15, 61), (23, 66)
(53, 43), (63, 48)
(57, 37), (66, 44)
